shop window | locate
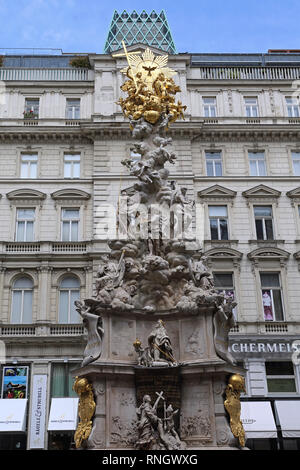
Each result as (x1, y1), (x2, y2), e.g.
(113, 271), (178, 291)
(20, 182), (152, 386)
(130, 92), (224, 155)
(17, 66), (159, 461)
(58, 276), (80, 323)
(265, 362), (297, 393)
(205, 151), (222, 176)
(254, 205), (274, 240)
(11, 277), (33, 324)
(50, 362), (81, 398)
(260, 273), (284, 321)
(209, 205), (228, 240)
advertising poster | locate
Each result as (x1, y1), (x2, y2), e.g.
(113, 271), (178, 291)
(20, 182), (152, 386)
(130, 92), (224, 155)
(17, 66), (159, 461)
(1, 366), (29, 399)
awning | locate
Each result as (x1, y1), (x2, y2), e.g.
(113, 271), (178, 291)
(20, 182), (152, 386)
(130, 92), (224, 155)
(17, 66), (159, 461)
(48, 398), (79, 431)
(0, 398), (27, 432)
(275, 400), (300, 438)
(241, 401), (277, 439)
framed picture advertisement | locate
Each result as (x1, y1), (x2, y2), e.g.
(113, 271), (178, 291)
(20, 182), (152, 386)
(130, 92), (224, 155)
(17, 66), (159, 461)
(1, 366), (29, 399)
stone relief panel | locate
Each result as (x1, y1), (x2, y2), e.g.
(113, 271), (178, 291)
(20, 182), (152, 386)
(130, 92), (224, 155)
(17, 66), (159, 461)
(110, 319), (135, 361)
(180, 378), (213, 446)
(109, 384), (138, 448)
(181, 317), (206, 361)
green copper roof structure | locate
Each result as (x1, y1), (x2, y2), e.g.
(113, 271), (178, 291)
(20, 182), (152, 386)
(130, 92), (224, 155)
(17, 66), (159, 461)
(104, 10), (176, 54)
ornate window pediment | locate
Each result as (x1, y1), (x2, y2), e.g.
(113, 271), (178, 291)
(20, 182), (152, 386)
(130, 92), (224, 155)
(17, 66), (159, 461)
(242, 184), (281, 203)
(248, 246), (290, 262)
(198, 185), (237, 202)
(51, 189), (91, 201)
(205, 247), (243, 261)
(6, 189), (46, 201)
(286, 187), (300, 206)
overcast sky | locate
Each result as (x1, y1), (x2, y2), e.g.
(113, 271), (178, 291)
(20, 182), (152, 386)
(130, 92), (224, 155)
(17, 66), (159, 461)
(1, 0), (300, 54)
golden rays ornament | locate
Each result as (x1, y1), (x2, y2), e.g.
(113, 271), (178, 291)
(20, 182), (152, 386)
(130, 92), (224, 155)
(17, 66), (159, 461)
(115, 43), (186, 125)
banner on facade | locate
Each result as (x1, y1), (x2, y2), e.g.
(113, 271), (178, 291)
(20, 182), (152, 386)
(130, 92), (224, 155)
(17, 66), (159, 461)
(29, 374), (48, 449)
(1, 366), (29, 399)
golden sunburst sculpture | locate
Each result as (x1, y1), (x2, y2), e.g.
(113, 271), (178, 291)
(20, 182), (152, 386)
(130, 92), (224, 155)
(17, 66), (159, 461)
(114, 42), (186, 125)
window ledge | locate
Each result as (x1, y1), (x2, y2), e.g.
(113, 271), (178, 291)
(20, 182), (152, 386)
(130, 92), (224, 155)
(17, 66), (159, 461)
(248, 239), (285, 245)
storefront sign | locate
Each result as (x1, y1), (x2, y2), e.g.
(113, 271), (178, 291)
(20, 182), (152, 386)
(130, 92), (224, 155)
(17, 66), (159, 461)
(230, 341), (300, 354)
(1, 366), (29, 399)
(29, 375), (48, 449)
(0, 399), (28, 432)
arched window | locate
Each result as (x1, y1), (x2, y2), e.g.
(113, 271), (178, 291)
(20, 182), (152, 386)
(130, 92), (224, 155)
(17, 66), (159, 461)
(11, 277), (33, 324)
(58, 276), (80, 323)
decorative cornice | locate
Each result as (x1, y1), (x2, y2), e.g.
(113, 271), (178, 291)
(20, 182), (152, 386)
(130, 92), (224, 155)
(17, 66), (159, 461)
(248, 246), (290, 261)
(198, 184), (237, 201)
(205, 247), (243, 260)
(242, 184), (281, 200)
(6, 189), (47, 201)
(51, 189), (91, 201)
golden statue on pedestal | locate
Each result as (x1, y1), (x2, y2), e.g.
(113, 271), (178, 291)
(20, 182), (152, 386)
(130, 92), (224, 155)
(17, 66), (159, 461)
(115, 43), (186, 125)
(73, 376), (96, 449)
(224, 374), (246, 447)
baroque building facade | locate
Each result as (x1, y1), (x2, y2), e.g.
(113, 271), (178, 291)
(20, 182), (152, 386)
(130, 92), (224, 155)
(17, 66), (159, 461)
(0, 46), (300, 450)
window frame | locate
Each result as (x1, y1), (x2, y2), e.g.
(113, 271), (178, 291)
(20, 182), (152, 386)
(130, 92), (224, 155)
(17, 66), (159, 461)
(285, 96), (300, 118)
(265, 361), (298, 395)
(244, 96), (259, 117)
(248, 151), (267, 176)
(254, 205), (274, 240)
(63, 153), (81, 179)
(20, 153), (38, 179)
(15, 207), (35, 242)
(24, 98), (39, 119)
(205, 151), (223, 177)
(58, 276), (81, 324)
(208, 205), (229, 240)
(260, 272), (285, 322)
(213, 271), (237, 318)
(203, 96), (217, 117)
(61, 208), (80, 242)
(291, 151), (300, 176)
(65, 98), (81, 120)
(11, 276), (33, 324)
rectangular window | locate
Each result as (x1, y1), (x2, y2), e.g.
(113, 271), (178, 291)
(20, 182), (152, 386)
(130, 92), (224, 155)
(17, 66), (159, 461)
(61, 209), (79, 241)
(24, 98), (39, 118)
(209, 205), (228, 240)
(205, 151), (222, 176)
(248, 151), (267, 176)
(292, 151), (300, 176)
(244, 97), (259, 117)
(266, 362), (297, 393)
(286, 97), (300, 118)
(213, 272), (237, 318)
(15, 208), (35, 241)
(51, 363), (80, 398)
(254, 205), (274, 240)
(66, 98), (80, 119)
(260, 272), (284, 321)
(203, 97), (217, 117)
(20, 153), (38, 178)
(64, 154), (80, 178)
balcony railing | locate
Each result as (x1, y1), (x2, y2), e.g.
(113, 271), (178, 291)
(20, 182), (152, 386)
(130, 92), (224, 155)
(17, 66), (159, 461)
(0, 324), (85, 337)
(0, 68), (93, 81)
(196, 66), (300, 80)
(2, 241), (90, 254)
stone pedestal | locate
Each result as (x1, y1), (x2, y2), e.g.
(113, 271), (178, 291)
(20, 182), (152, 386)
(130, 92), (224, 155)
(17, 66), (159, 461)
(72, 307), (244, 450)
